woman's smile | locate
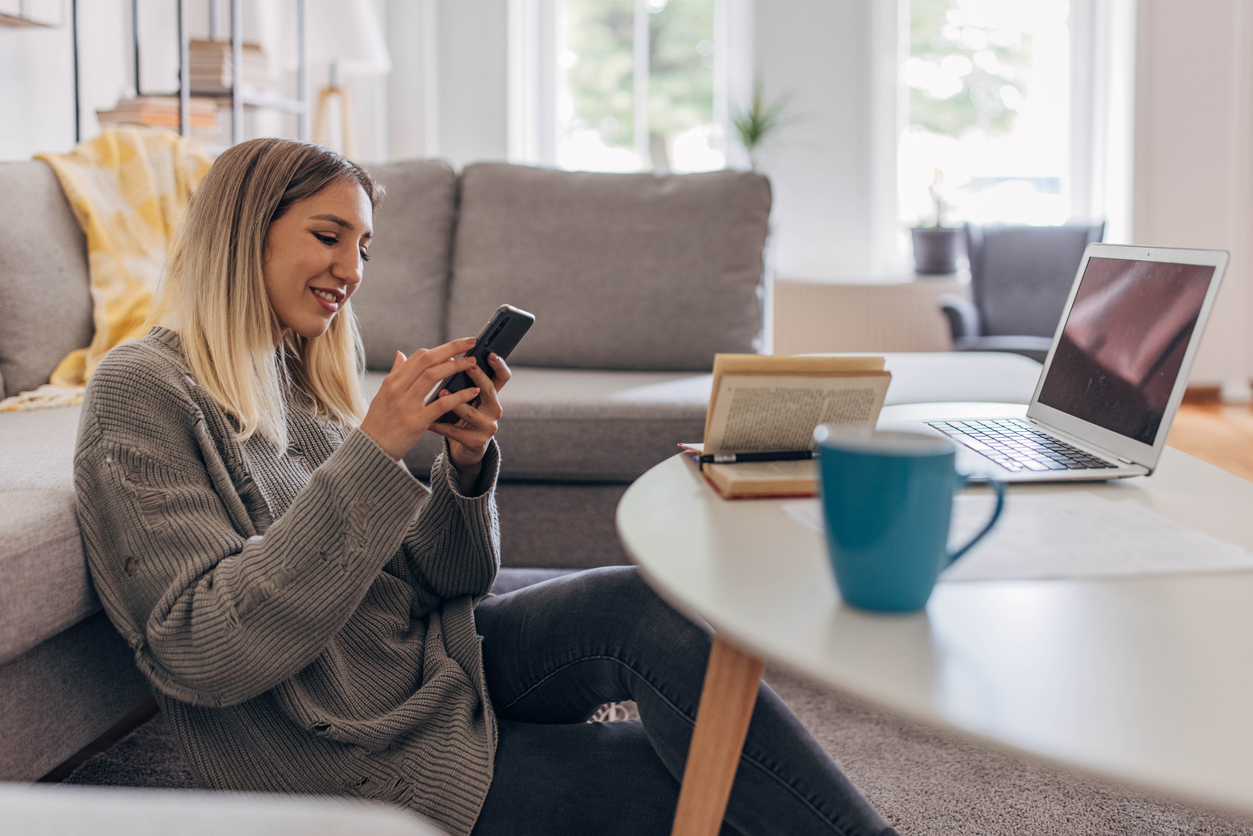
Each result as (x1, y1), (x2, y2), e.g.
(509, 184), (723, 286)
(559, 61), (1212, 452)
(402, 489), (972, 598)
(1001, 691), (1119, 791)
(311, 287), (343, 312)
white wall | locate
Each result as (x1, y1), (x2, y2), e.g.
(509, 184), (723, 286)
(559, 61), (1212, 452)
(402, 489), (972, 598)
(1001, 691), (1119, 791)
(382, 0), (508, 167)
(0, 0), (131, 160)
(1132, 0), (1253, 393)
(751, 0), (877, 280)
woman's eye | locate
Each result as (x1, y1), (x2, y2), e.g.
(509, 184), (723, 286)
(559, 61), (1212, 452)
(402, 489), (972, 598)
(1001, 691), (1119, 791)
(313, 233), (337, 245)
(360, 250), (370, 262)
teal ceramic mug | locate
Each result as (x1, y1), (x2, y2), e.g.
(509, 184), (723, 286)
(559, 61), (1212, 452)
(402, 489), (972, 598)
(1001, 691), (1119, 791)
(814, 426), (1006, 613)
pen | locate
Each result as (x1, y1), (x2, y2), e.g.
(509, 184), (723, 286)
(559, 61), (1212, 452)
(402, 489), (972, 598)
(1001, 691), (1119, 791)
(698, 450), (814, 464)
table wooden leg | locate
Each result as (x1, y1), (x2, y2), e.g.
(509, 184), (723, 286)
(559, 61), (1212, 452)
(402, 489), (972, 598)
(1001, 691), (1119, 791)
(671, 635), (767, 836)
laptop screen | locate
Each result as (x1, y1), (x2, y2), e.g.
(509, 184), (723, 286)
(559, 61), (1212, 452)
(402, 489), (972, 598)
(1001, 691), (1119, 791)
(1036, 256), (1215, 445)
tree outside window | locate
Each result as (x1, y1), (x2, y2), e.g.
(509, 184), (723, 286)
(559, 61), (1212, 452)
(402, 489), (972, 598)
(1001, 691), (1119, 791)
(557, 0), (723, 173)
(899, 0), (1070, 228)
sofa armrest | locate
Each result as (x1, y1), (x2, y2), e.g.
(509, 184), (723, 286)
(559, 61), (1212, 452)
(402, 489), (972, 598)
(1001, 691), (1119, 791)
(937, 293), (980, 340)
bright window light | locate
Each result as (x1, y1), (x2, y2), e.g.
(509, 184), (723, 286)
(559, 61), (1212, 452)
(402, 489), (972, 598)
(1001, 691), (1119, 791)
(899, 0), (1071, 228)
(555, 0), (724, 173)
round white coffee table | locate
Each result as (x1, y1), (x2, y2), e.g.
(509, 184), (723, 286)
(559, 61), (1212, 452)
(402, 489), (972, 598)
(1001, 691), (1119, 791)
(616, 402), (1253, 836)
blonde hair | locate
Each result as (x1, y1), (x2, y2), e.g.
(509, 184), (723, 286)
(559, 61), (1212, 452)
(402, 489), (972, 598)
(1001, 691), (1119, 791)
(154, 138), (384, 450)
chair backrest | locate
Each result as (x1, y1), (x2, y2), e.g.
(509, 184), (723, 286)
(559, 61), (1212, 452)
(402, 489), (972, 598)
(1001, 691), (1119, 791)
(966, 222), (1105, 338)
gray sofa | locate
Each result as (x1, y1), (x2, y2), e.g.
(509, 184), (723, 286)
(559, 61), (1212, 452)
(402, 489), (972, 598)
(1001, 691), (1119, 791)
(0, 155), (1044, 785)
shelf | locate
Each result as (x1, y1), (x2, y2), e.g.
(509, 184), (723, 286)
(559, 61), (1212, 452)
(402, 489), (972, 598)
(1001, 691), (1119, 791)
(190, 89), (308, 115)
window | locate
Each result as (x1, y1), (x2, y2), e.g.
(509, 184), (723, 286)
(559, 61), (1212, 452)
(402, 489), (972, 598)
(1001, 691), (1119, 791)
(899, 0), (1073, 228)
(511, 0), (728, 173)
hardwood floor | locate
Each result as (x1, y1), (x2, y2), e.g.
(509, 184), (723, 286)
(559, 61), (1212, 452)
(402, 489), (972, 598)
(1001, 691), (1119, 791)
(1167, 400), (1253, 482)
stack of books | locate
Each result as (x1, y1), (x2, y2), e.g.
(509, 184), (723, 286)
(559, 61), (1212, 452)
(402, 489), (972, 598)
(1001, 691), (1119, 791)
(96, 96), (224, 143)
(188, 39), (271, 95)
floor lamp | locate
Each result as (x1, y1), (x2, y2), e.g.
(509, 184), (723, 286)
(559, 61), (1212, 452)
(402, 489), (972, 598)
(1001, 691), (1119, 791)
(302, 0), (391, 158)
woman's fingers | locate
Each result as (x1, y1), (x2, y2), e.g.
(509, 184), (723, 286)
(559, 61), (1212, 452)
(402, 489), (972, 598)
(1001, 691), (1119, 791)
(464, 362), (503, 419)
(425, 386), (481, 422)
(488, 353), (512, 392)
(390, 337), (477, 390)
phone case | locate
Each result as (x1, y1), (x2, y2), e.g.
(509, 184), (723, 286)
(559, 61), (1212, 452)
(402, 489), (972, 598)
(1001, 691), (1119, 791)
(430, 304), (535, 423)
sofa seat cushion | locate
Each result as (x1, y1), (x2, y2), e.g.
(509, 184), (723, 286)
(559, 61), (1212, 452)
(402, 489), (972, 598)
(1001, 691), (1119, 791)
(367, 352), (1042, 483)
(447, 163), (772, 371)
(0, 490), (97, 665)
(876, 351), (1042, 406)
(0, 406), (99, 662)
(0, 405), (81, 492)
(366, 367), (712, 482)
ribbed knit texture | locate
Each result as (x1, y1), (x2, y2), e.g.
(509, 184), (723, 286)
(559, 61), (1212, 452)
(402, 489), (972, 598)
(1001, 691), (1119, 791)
(74, 326), (502, 836)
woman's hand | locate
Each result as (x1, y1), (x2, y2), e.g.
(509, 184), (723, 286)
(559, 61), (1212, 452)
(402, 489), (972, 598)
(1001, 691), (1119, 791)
(427, 353), (512, 494)
(359, 337), (484, 463)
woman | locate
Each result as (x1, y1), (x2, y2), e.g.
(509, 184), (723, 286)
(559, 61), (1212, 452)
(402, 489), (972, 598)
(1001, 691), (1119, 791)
(75, 138), (895, 836)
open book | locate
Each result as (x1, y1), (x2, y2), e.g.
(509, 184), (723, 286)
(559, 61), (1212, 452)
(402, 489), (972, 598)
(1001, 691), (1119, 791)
(688, 354), (891, 498)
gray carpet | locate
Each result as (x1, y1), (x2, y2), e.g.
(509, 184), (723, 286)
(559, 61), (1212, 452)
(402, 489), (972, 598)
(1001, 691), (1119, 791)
(64, 665), (1253, 834)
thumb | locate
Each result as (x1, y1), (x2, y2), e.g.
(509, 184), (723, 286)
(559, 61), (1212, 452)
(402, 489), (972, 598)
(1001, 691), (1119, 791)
(392, 350), (407, 372)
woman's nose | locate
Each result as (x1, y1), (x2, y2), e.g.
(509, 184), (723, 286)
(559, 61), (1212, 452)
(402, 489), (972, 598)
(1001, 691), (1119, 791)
(333, 247), (364, 286)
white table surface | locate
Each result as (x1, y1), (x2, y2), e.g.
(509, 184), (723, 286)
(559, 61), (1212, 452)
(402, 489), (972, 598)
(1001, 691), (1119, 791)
(616, 402), (1253, 816)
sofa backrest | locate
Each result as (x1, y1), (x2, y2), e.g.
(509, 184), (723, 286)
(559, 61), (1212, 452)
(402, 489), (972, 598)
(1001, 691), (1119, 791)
(445, 163), (772, 372)
(357, 160), (457, 369)
(0, 161), (94, 398)
(2, 157), (772, 393)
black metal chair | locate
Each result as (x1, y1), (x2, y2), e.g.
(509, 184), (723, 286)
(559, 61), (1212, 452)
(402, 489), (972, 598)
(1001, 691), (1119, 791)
(938, 222), (1105, 363)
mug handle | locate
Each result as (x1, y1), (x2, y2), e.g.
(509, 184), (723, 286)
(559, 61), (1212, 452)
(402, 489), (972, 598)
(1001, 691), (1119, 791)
(946, 477), (1006, 566)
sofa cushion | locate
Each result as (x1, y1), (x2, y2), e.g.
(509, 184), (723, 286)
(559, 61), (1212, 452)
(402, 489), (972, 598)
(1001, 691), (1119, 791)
(366, 352), (1042, 483)
(0, 405), (82, 492)
(875, 351), (1042, 406)
(366, 367), (712, 482)
(0, 405), (96, 663)
(447, 163), (772, 371)
(0, 161), (94, 398)
(0, 490), (97, 666)
(357, 160), (457, 370)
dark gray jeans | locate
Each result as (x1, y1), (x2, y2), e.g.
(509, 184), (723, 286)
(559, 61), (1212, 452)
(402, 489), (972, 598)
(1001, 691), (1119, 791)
(470, 566), (895, 836)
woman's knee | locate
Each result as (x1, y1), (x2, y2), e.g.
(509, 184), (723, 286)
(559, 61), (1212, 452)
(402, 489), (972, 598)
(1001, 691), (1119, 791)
(578, 566), (713, 660)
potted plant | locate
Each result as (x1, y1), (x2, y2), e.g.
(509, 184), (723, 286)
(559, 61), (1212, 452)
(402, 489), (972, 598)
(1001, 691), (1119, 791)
(911, 171), (962, 275)
(731, 82), (793, 172)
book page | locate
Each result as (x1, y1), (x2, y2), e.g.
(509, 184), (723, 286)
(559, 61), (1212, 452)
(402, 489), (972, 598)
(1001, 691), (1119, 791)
(704, 374), (890, 453)
(704, 354), (886, 440)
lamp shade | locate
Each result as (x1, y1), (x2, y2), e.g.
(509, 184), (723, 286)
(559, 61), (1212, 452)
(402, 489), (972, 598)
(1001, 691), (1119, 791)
(284, 0), (392, 75)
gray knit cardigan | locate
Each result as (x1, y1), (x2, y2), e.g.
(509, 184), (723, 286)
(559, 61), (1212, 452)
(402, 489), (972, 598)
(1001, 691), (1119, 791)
(74, 326), (502, 835)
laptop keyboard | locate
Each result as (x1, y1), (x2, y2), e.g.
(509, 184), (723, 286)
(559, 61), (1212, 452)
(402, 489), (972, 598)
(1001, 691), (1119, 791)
(926, 419), (1120, 473)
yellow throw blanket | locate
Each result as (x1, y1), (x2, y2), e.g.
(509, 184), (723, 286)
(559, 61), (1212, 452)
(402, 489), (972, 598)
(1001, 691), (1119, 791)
(0, 127), (212, 412)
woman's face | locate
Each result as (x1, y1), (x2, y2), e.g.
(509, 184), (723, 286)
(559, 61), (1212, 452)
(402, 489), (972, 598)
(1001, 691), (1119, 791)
(262, 179), (373, 340)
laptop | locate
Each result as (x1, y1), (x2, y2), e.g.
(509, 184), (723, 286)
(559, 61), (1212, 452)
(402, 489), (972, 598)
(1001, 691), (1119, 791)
(917, 243), (1228, 482)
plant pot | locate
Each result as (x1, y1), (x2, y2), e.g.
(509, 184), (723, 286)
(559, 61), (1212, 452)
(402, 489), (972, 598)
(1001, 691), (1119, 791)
(911, 227), (963, 275)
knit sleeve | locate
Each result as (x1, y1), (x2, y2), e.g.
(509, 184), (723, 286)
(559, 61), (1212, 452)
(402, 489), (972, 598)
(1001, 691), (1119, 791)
(74, 347), (428, 708)
(400, 438), (502, 608)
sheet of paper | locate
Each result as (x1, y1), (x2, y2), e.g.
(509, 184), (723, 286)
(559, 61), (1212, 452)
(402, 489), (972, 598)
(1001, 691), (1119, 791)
(779, 492), (1253, 581)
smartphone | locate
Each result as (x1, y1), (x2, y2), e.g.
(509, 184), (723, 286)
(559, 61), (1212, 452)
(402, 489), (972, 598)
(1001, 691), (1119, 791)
(427, 304), (536, 423)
